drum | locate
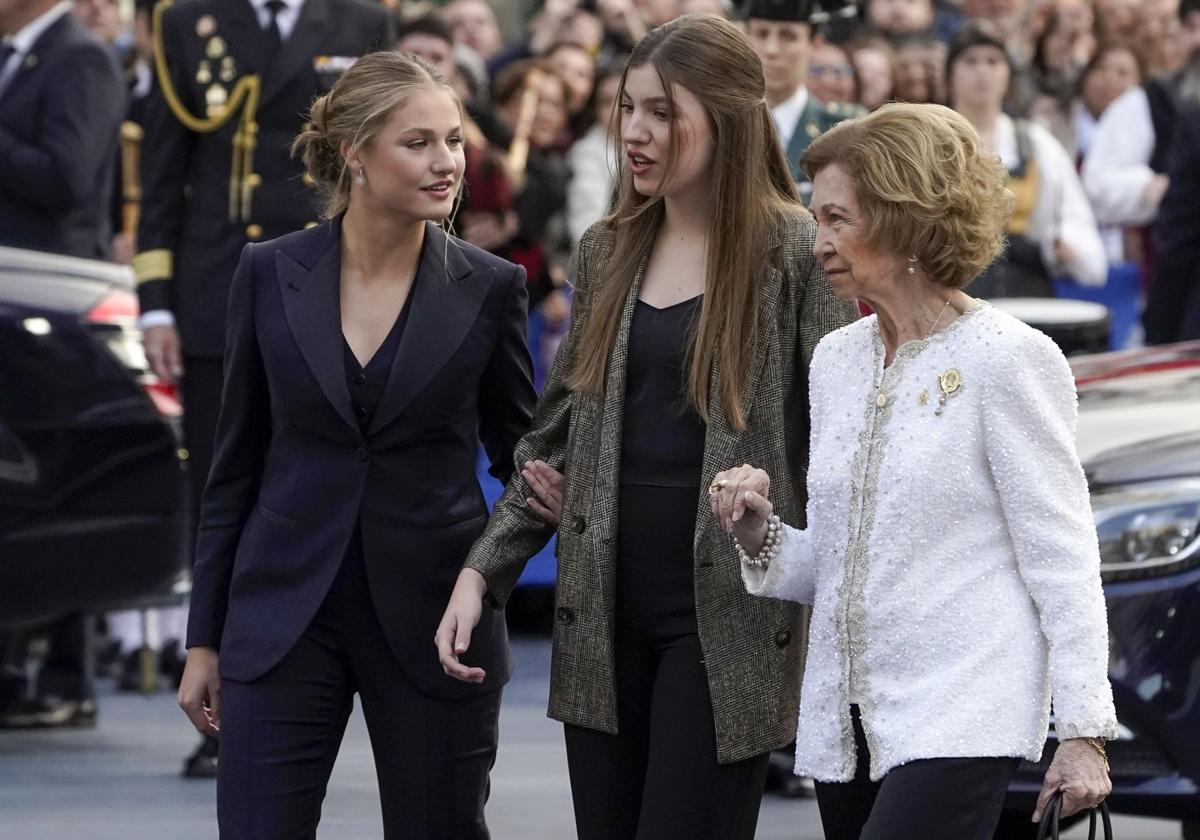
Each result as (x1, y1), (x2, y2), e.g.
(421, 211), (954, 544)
(989, 298), (1112, 356)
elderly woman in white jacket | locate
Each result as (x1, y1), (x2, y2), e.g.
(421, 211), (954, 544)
(709, 103), (1116, 840)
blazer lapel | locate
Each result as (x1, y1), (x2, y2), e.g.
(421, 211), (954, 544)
(697, 239), (786, 550)
(367, 224), (490, 436)
(0, 13), (67, 105)
(276, 222), (359, 432)
(590, 253), (647, 618)
(258, 0), (329, 109)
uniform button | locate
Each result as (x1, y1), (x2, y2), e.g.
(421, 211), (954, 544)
(774, 629), (792, 648)
(245, 224), (263, 240)
(353, 372), (366, 385)
(355, 446), (368, 461)
(556, 607), (575, 625)
(572, 514), (586, 534)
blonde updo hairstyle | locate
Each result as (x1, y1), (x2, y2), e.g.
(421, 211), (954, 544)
(293, 50), (463, 218)
(801, 102), (1014, 290)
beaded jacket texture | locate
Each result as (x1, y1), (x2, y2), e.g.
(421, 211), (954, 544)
(743, 303), (1118, 781)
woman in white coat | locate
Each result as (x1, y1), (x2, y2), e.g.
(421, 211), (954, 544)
(709, 103), (1116, 840)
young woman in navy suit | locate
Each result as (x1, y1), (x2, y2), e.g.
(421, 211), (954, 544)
(175, 51), (536, 839)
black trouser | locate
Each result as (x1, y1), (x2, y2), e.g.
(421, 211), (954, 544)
(815, 706), (1020, 840)
(563, 485), (770, 840)
(217, 537), (501, 839)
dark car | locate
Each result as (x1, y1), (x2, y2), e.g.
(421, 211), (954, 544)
(997, 342), (1200, 840)
(0, 246), (186, 631)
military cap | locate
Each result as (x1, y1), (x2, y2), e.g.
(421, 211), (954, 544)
(743, 0), (815, 23)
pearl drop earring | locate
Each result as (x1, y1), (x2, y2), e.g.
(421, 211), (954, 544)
(354, 168), (365, 186)
(907, 254), (918, 275)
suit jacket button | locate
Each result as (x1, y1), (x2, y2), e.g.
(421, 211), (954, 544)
(355, 446), (368, 461)
(556, 607), (574, 625)
(572, 514), (586, 534)
(774, 629), (792, 648)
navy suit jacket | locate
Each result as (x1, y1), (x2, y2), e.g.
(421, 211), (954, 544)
(0, 12), (125, 259)
(186, 218), (536, 699)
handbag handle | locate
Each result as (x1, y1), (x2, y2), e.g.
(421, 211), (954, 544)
(1036, 791), (1114, 840)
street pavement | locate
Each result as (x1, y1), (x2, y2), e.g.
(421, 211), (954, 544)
(0, 634), (1184, 839)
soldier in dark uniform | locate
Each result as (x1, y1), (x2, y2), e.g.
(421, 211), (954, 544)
(134, 0), (391, 777)
(743, 0), (862, 203)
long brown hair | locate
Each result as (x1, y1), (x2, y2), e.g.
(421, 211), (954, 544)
(566, 14), (800, 430)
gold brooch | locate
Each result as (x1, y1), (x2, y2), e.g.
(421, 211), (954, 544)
(934, 368), (962, 416)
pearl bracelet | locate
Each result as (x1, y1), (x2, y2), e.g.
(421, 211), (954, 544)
(735, 514), (783, 569)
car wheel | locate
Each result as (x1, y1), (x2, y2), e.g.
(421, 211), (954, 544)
(1182, 820), (1200, 840)
(992, 809), (1087, 839)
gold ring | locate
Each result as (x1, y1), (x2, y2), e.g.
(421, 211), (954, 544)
(708, 479), (728, 495)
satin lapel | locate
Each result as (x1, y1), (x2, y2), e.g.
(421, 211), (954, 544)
(592, 253), (647, 620)
(696, 250), (785, 552)
(276, 229), (359, 432)
(367, 224), (489, 436)
(258, 0), (330, 109)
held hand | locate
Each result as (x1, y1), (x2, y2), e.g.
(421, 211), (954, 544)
(1033, 738), (1112, 822)
(522, 460), (564, 527)
(435, 569), (488, 684)
(709, 464), (771, 533)
(177, 647), (221, 735)
(143, 324), (184, 384)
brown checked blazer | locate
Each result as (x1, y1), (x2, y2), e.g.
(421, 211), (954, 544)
(465, 211), (857, 763)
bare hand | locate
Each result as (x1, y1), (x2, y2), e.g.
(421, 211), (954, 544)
(143, 324), (184, 384)
(177, 647), (221, 735)
(708, 464), (773, 552)
(1032, 738), (1112, 822)
(435, 569), (488, 683)
(1143, 173), (1170, 209)
(522, 459), (564, 527)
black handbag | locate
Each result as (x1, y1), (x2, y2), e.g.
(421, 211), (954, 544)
(1036, 791), (1114, 840)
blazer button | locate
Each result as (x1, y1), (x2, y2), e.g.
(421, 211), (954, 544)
(774, 629), (792, 648)
(353, 372), (366, 385)
(355, 446), (369, 461)
(556, 606), (575, 625)
(572, 514), (586, 534)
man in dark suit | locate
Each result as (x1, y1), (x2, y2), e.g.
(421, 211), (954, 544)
(1148, 104), (1200, 344)
(0, 0), (125, 259)
(134, 0), (390, 776)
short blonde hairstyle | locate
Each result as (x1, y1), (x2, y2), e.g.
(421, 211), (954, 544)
(801, 103), (1013, 289)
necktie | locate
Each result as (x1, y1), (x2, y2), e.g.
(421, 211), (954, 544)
(0, 42), (19, 96)
(264, 0), (285, 55)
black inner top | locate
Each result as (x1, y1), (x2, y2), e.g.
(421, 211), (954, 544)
(619, 295), (707, 489)
(342, 278), (418, 435)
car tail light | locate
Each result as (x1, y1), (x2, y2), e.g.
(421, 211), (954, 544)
(84, 288), (183, 418)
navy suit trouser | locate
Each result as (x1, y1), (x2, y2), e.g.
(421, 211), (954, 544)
(216, 533), (501, 839)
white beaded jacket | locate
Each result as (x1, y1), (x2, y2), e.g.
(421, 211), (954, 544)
(743, 302), (1118, 782)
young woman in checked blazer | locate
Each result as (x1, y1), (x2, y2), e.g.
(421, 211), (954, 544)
(437, 15), (855, 840)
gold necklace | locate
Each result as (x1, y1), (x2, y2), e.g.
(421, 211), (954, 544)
(923, 296), (954, 341)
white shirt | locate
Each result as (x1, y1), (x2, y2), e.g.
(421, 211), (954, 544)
(566, 125), (614, 245)
(743, 304), (1117, 782)
(1082, 86), (1158, 228)
(770, 86), (809, 152)
(992, 114), (1107, 286)
(247, 0), (305, 42)
(0, 1), (71, 94)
